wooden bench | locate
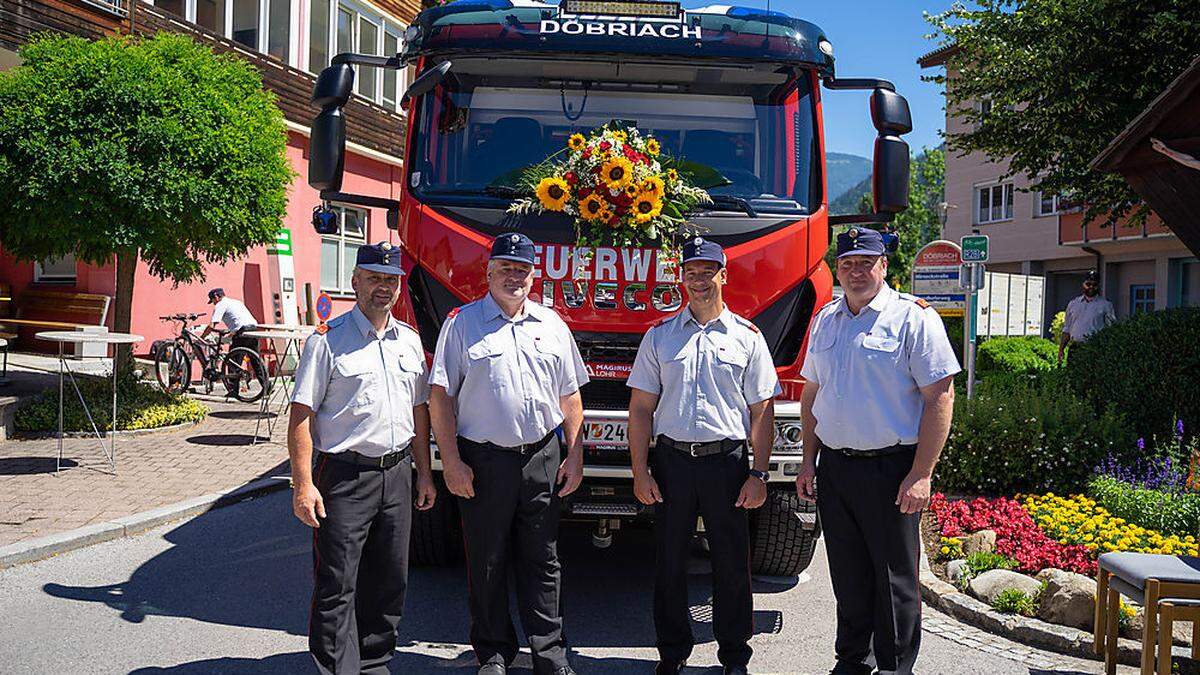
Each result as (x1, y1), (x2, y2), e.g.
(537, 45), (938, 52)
(0, 290), (111, 349)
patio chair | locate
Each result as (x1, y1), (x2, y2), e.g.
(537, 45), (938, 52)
(1094, 552), (1200, 674)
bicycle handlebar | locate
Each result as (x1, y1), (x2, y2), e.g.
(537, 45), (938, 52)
(158, 313), (203, 322)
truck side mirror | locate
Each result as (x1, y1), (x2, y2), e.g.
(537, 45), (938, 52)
(309, 64), (355, 192)
(873, 135), (910, 214)
(400, 60), (452, 109)
(870, 88), (912, 135)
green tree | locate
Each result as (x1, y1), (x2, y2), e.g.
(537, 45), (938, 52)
(826, 147), (945, 292)
(0, 33), (295, 365)
(925, 0), (1200, 229)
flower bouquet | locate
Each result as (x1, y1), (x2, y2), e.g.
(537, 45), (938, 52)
(506, 123), (714, 250)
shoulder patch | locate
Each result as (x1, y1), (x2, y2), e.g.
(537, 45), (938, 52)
(446, 306), (461, 320)
(913, 297), (931, 309)
(315, 323), (329, 335)
(734, 315), (760, 333)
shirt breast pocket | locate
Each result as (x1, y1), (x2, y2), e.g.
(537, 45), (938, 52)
(467, 338), (506, 387)
(861, 334), (901, 362)
(808, 329), (837, 353)
(333, 358), (376, 409)
(714, 345), (749, 380)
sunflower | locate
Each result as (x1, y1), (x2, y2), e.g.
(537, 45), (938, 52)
(568, 134), (586, 152)
(600, 157), (634, 190)
(665, 168), (679, 183)
(623, 184), (640, 199)
(645, 138), (661, 156)
(640, 176), (665, 197)
(611, 129), (628, 142)
(535, 177), (571, 211)
(580, 193), (610, 222)
(632, 192), (663, 223)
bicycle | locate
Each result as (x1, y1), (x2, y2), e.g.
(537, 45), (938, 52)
(152, 313), (269, 403)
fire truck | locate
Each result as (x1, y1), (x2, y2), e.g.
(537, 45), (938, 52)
(307, 0), (913, 576)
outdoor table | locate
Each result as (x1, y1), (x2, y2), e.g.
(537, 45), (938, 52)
(242, 328), (309, 443)
(34, 330), (144, 474)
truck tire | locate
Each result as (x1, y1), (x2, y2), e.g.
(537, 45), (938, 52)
(410, 476), (463, 567)
(749, 488), (819, 576)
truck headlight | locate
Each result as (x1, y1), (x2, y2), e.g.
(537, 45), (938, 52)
(774, 420), (803, 454)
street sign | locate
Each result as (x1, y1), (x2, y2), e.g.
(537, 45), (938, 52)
(911, 240), (965, 316)
(961, 234), (990, 263)
(316, 292), (333, 322)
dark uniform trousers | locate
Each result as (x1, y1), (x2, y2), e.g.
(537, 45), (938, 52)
(652, 442), (753, 669)
(457, 436), (569, 675)
(816, 443), (921, 675)
(309, 451), (413, 675)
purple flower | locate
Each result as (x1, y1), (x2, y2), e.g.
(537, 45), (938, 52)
(1177, 420), (1186, 439)
(1137, 438), (1146, 451)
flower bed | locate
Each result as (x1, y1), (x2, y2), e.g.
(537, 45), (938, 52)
(1023, 493), (1198, 557)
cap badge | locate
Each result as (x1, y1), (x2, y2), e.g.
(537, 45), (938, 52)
(510, 234), (520, 243)
(849, 228), (859, 238)
(693, 237), (703, 245)
(380, 242), (392, 250)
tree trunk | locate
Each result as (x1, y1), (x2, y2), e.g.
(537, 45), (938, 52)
(113, 247), (138, 373)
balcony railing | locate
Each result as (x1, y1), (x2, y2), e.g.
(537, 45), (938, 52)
(80, 0), (127, 17)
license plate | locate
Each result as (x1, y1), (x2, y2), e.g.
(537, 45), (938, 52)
(582, 420), (628, 448)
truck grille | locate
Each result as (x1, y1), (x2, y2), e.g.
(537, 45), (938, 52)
(580, 379), (632, 410)
(574, 330), (642, 363)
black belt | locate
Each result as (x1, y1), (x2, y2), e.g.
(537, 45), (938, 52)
(460, 431), (556, 455)
(657, 435), (745, 458)
(823, 442), (917, 458)
(323, 443), (411, 469)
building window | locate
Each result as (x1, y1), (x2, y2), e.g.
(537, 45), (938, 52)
(975, 98), (992, 131)
(267, 0), (291, 61)
(35, 255), (77, 283)
(157, 0), (185, 17)
(1035, 191), (1080, 217)
(308, 0), (407, 111)
(309, 0), (330, 72)
(195, 0), (225, 32)
(160, 0), (292, 63)
(231, 0), (259, 50)
(356, 16), (379, 98)
(1130, 284), (1155, 314)
(976, 183), (1014, 224)
(320, 205), (367, 294)
(1181, 260), (1200, 307)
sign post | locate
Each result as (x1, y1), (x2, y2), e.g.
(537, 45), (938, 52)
(911, 240), (965, 317)
(959, 235), (990, 399)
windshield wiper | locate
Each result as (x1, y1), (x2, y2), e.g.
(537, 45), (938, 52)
(703, 195), (758, 218)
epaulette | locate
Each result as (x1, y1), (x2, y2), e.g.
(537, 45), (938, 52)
(914, 297), (931, 309)
(734, 315), (760, 333)
(315, 323), (329, 335)
(446, 306), (461, 320)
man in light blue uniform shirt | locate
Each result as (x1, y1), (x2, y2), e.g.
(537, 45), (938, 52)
(627, 236), (780, 675)
(287, 242), (436, 675)
(796, 228), (959, 675)
(429, 232), (587, 675)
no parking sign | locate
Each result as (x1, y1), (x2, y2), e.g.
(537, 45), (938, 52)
(315, 292), (333, 333)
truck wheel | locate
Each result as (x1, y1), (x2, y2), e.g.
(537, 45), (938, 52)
(749, 487), (819, 576)
(410, 476), (463, 567)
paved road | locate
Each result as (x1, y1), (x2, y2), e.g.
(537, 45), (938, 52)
(0, 490), (1124, 674)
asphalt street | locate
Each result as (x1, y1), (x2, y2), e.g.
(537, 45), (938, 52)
(0, 489), (1124, 674)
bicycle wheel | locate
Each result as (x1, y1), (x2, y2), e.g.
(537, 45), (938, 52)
(222, 347), (268, 403)
(155, 344), (191, 394)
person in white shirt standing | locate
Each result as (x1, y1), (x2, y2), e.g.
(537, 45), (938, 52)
(1058, 271), (1116, 363)
(203, 287), (260, 351)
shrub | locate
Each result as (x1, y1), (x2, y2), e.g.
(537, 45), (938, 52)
(991, 588), (1037, 616)
(977, 336), (1059, 376)
(936, 376), (1135, 495)
(1051, 311), (1065, 345)
(1088, 475), (1200, 539)
(15, 373), (208, 432)
(965, 550), (1018, 576)
(1067, 307), (1200, 442)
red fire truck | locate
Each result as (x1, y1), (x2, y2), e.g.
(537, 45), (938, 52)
(308, 0), (913, 575)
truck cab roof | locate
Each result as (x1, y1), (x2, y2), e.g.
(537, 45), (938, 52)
(402, 0), (835, 76)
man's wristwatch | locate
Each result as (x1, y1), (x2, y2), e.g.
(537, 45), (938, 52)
(749, 469), (769, 484)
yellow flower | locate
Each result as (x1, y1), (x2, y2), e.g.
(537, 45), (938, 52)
(535, 177), (571, 211)
(940, 546), (950, 555)
(600, 157), (635, 190)
(624, 184), (640, 199)
(641, 176), (665, 197)
(568, 134), (586, 152)
(580, 193), (610, 223)
(611, 129), (627, 142)
(646, 138), (661, 156)
(666, 168), (679, 183)
(632, 192), (663, 223)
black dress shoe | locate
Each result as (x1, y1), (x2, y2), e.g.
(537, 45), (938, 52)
(550, 667), (577, 675)
(723, 667), (749, 675)
(655, 661), (685, 675)
(478, 664), (506, 675)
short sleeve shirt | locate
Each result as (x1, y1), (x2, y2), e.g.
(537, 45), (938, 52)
(291, 305), (430, 457)
(211, 297), (257, 333)
(627, 306), (781, 443)
(1064, 295), (1115, 342)
(429, 293), (589, 447)
(800, 286), (960, 451)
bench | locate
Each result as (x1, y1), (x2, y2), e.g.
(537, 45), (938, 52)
(0, 290), (111, 352)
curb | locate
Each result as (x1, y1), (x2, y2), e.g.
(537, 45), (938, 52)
(0, 475), (291, 570)
(918, 548), (1197, 668)
(14, 418), (205, 440)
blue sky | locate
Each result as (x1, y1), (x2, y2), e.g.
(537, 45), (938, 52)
(772, 0), (954, 158)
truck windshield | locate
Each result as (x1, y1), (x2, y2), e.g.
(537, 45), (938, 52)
(409, 58), (819, 214)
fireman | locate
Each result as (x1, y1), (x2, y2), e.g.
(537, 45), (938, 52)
(795, 227), (959, 675)
(627, 236), (781, 675)
(428, 231), (588, 675)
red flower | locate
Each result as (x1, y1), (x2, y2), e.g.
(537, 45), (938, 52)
(599, 141), (611, 152)
(583, 148), (592, 159)
(565, 172), (578, 185)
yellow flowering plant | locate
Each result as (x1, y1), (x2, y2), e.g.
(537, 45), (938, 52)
(1022, 493), (1199, 557)
(507, 123), (713, 249)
